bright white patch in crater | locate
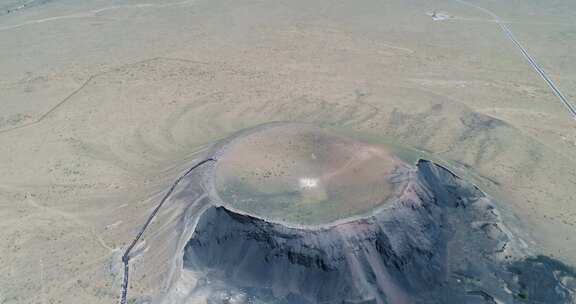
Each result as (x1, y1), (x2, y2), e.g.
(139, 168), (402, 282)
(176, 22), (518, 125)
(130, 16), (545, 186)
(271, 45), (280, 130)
(299, 178), (319, 189)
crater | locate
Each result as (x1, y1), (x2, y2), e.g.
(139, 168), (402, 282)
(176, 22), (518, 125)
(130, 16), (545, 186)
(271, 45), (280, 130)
(208, 122), (410, 225)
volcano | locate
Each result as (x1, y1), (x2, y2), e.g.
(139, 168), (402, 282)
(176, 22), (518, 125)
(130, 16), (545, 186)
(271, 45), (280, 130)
(128, 123), (575, 304)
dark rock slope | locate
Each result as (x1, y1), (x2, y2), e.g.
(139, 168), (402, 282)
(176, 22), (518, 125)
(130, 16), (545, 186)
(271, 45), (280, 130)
(182, 160), (575, 304)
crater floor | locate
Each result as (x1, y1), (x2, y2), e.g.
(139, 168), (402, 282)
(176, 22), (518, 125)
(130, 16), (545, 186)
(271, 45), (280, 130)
(209, 123), (410, 225)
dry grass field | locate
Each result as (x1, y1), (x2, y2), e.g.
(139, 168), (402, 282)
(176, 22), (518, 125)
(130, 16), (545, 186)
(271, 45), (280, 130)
(0, 0), (575, 303)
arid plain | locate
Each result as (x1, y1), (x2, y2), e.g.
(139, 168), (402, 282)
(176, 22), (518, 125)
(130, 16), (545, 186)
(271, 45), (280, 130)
(1, 0), (576, 303)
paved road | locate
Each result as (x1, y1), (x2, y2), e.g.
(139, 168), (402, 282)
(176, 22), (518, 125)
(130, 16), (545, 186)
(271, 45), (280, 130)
(456, 0), (576, 119)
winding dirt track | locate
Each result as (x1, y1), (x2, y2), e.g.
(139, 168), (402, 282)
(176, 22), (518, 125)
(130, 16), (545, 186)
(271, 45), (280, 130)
(119, 158), (216, 304)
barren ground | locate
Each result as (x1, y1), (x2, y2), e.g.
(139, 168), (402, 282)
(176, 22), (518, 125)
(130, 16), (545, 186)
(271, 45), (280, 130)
(1, 0), (575, 303)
